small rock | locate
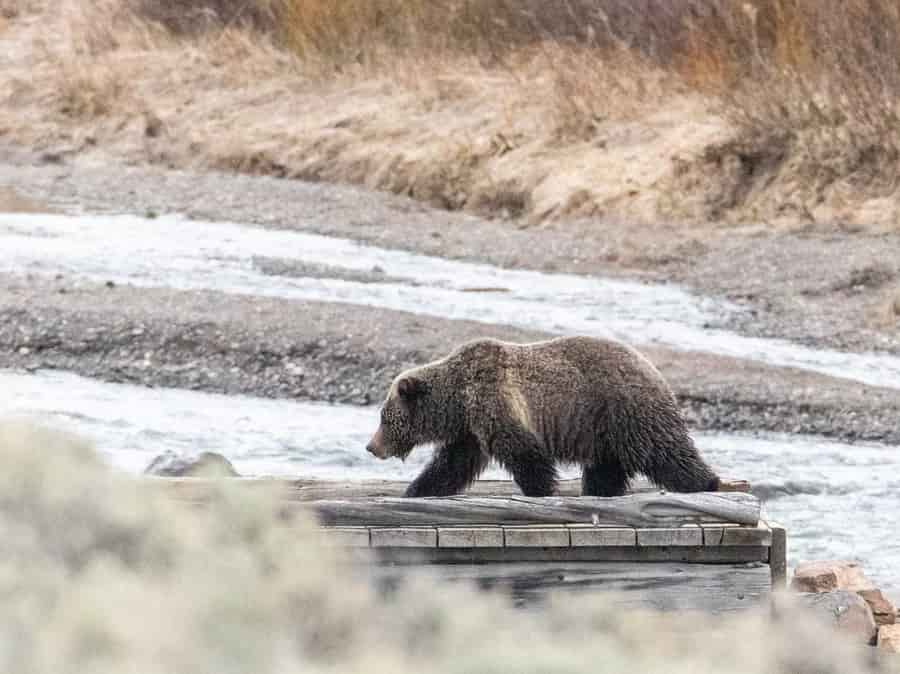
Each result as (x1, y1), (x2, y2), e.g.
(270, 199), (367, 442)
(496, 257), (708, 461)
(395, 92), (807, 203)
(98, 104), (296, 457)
(793, 591), (877, 644)
(878, 624), (900, 653)
(791, 560), (874, 593)
(859, 589), (897, 626)
(144, 451), (239, 477)
(18, 347), (30, 355)
(105, 280), (116, 288)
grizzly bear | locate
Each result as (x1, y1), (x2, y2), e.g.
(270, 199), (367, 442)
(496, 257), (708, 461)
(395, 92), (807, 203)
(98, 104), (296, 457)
(365, 336), (720, 498)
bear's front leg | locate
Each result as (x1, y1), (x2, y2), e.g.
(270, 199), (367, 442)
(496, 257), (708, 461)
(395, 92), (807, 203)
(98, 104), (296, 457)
(490, 428), (558, 497)
(581, 456), (630, 497)
(404, 434), (488, 497)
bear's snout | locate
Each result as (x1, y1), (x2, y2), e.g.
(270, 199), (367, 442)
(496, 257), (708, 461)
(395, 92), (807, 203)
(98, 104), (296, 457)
(366, 427), (389, 459)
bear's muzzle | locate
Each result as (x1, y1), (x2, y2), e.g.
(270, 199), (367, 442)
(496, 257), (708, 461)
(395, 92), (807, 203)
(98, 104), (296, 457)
(366, 427), (389, 459)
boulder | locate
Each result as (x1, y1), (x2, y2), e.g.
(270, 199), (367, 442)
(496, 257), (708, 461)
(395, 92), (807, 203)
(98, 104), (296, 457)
(791, 560), (873, 593)
(792, 591), (878, 644)
(878, 624), (900, 653)
(144, 450), (239, 477)
(791, 561), (896, 626)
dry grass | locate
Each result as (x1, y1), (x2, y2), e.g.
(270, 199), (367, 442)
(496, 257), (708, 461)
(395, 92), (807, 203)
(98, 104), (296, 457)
(3, 0), (900, 229)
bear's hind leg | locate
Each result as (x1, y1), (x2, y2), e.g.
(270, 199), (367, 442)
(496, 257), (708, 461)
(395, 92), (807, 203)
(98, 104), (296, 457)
(643, 438), (720, 493)
(490, 428), (558, 497)
(581, 456), (630, 497)
(404, 433), (488, 497)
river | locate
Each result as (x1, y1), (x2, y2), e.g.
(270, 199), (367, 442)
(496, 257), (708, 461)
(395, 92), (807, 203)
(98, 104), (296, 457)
(2, 210), (899, 595)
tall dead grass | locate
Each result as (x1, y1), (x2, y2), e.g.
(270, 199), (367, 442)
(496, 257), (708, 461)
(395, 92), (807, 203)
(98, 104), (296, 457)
(673, 1), (900, 216)
(6, 0), (900, 227)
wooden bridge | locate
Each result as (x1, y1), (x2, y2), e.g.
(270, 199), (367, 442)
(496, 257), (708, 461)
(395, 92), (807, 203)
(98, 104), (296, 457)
(162, 477), (784, 613)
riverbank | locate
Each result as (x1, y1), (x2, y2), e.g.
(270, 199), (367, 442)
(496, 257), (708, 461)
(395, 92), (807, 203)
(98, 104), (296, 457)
(1, 155), (898, 358)
(7, 0), (900, 241)
(3, 273), (900, 445)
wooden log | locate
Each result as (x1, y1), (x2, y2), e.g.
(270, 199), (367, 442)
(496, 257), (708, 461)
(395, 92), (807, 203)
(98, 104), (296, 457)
(300, 492), (761, 528)
(371, 562), (772, 613)
(158, 476), (751, 502)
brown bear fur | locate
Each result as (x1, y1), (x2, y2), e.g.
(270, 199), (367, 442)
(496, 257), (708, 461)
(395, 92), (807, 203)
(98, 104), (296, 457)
(365, 336), (720, 497)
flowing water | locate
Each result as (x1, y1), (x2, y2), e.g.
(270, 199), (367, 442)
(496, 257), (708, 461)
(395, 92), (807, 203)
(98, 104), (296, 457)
(1, 210), (899, 596)
(2, 212), (900, 388)
(3, 369), (899, 595)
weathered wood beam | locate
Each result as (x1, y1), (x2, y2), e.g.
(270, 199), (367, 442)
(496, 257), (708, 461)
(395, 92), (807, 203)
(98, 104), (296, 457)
(158, 476), (751, 502)
(362, 546), (771, 565)
(371, 562), (772, 613)
(297, 492), (761, 528)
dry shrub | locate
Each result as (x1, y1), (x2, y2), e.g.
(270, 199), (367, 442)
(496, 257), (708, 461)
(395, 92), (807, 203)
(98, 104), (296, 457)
(55, 64), (125, 118)
(675, 0), (900, 206)
(0, 417), (885, 674)
(128, 0), (281, 35)
(274, 0), (547, 70)
(541, 43), (675, 141)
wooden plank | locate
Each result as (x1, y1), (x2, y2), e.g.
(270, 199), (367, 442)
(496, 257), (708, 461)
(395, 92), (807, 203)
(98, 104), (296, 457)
(438, 527), (503, 548)
(370, 527), (436, 548)
(568, 526), (636, 547)
(700, 523), (738, 546)
(298, 492), (761, 528)
(722, 524), (772, 547)
(638, 526), (703, 547)
(769, 521), (787, 589)
(370, 546), (770, 565)
(157, 476), (751, 501)
(372, 562), (771, 613)
(320, 527), (370, 547)
(503, 526), (570, 548)
(702, 523), (771, 547)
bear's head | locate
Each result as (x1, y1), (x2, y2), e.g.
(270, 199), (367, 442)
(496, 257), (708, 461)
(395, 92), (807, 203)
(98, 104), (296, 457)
(366, 375), (431, 460)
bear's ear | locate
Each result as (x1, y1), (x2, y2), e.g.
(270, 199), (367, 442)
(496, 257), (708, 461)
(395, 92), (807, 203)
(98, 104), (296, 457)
(397, 376), (428, 400)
